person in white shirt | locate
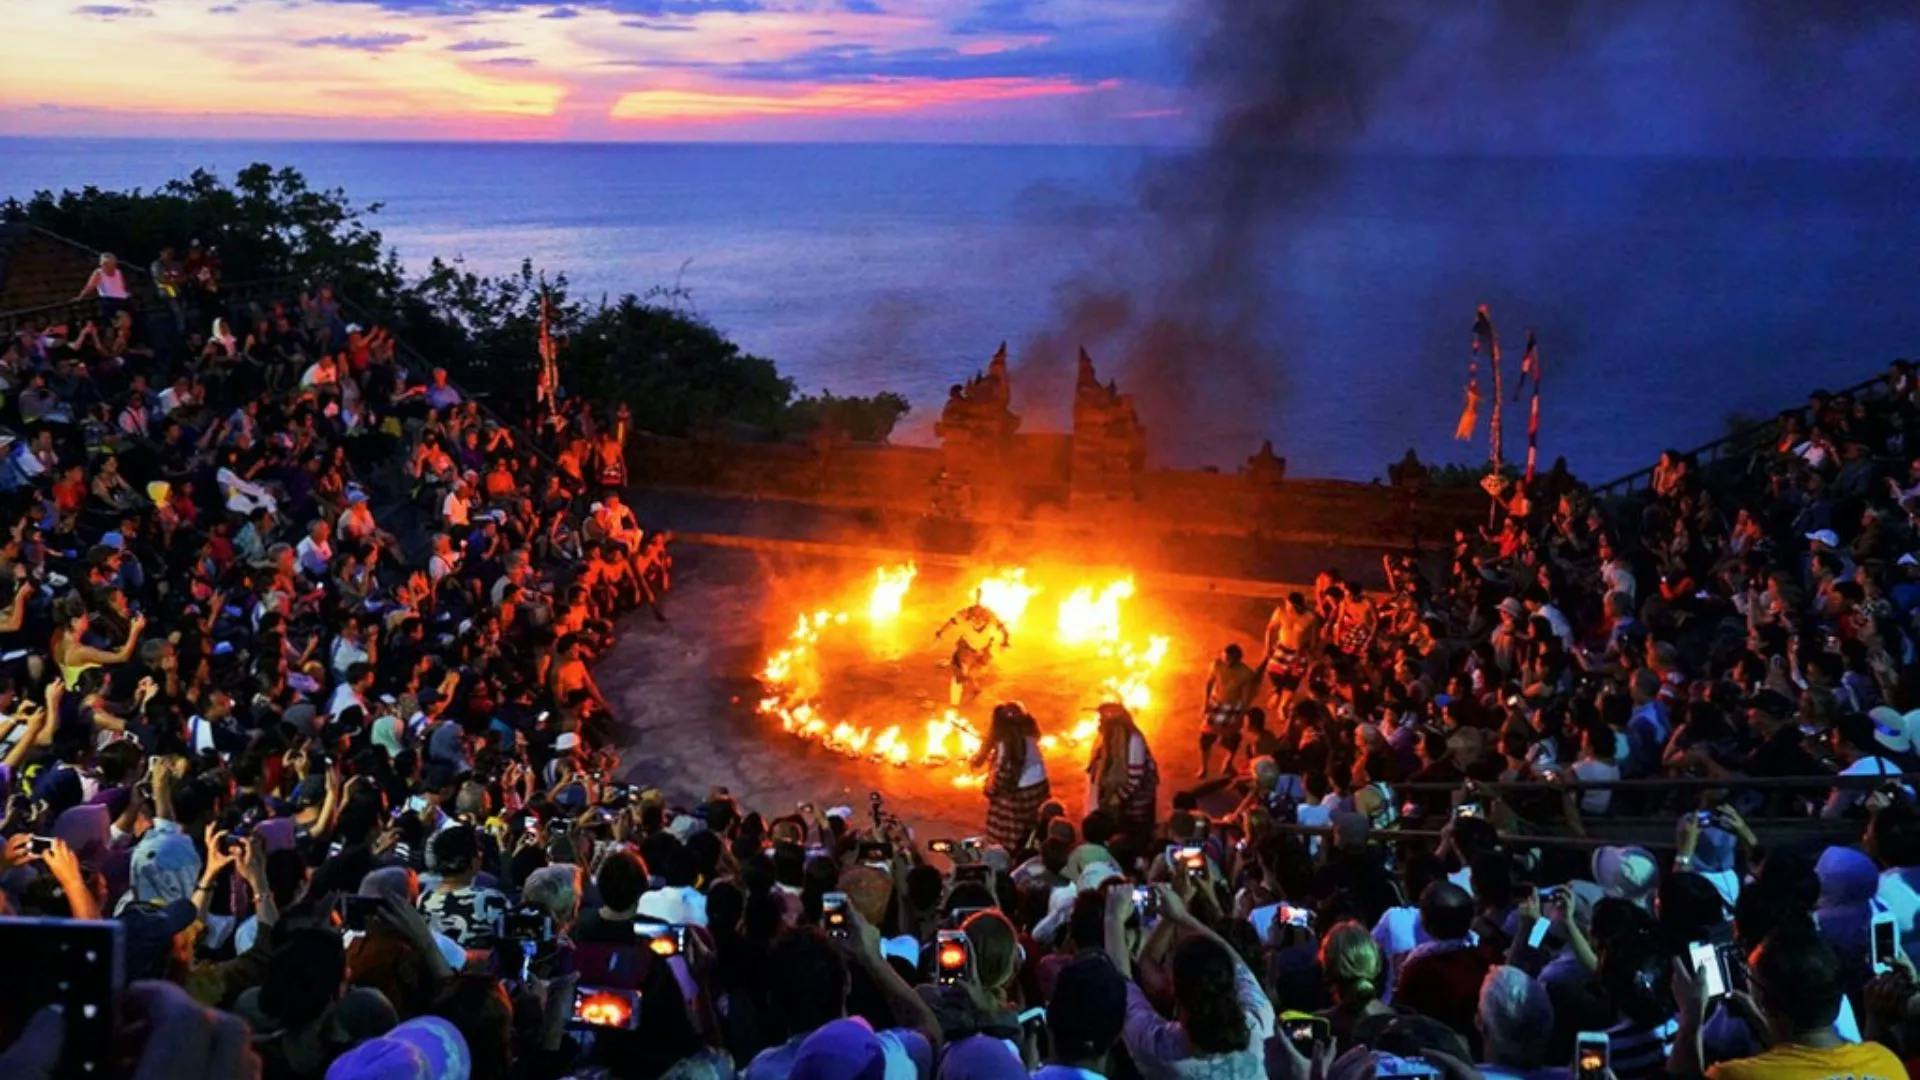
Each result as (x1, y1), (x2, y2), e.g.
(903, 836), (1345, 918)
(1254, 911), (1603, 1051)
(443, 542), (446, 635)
(294, 520), (333, 579)
(1112, 885), (1274, 1080)
(1825, 712), (1913, 818)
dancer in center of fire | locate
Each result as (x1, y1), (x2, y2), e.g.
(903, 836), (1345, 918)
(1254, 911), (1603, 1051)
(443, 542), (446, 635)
(934, 599), (1011, 705)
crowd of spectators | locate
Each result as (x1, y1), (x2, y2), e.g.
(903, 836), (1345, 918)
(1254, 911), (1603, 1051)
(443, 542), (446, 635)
(3, 249), (1920, 1080)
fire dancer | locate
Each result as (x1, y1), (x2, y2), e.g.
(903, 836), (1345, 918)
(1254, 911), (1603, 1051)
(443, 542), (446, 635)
(1198, 643), (1260, 778)
(1087, 702), (1157, 845)
(935, 598), (1010, 706)
(973, 701), (1049, 852)
(1261, 592), (1319, 713)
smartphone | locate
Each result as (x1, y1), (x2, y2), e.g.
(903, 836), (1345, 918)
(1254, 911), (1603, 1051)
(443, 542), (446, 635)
(1279, 902), (1313, 929)
(0, 917), (124, 1078)
(858, 840), (892, 866)
(927, 838), (957, 855)
(1017, 1005), (1046, 1034)
(823, 891), (851, 938)
(1175, 842), (1206, 878)
(26, 835), (56, 856)
(338, 894), (384, 934)
(1719, 942), (1750, 994)
(1872, 911), (1900, 975)
(636, 921), (687, 958)
(571, 985), (640, 1030)
(1574, 1031), (1610, 1079)
(1688, 940), (1727, 999)
(522, 814), (542, 838)
(1283, 1014), (1331, 1055)
(1526, 916), (1552, 950)
(1455, 802), (1482, 819)
(935, 929), (972, 985)
(1133, 885), (1159, 923)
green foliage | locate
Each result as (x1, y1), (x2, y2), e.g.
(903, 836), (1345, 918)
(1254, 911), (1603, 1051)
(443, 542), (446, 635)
(4, 164), (911, 442)
(783, 390), (913, 444)
(3, 165), (403, 302)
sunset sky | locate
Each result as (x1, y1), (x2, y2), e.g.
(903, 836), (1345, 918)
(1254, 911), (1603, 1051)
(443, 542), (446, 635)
(4, 1), (1918, 149)
(0, 0), (1187, 142)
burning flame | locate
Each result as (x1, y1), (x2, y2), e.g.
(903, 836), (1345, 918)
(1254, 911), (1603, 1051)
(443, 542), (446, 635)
(868, 562), (917, 624)
(755, 564), (1172, 785)
(1057, 578), (1134, 646)
(975, 568), (1038, 629)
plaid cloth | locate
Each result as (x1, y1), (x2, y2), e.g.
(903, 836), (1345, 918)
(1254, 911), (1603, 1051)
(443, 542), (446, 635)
(1204, 704), (1246, 730)
(985, 780), (1050, 852)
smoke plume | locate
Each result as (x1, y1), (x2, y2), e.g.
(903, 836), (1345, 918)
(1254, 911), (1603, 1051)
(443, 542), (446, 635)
(1021, 0), (1920, 469)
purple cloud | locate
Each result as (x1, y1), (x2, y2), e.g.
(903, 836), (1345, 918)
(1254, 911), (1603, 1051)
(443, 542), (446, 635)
(208, 3), (239, 12)
(843, 0), (884, 13)
(297, 32), (425, 51)
(540, 6), (579, 17)
(446, 37), (519, 51)
(621, 19), (698, 31)
(73, 4), (153, 17)
(479, 56), (536, 66)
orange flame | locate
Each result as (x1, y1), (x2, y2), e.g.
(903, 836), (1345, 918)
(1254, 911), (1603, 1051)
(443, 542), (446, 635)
(868, 563), (917, 624)
(975, 568), (1038, 629)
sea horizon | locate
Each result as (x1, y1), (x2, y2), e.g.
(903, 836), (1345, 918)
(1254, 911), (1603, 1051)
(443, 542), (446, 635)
(6, 136), (1917, 483)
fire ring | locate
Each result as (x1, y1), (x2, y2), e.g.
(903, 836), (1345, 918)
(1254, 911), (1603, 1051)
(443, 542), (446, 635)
(756, 565), (1173, 789)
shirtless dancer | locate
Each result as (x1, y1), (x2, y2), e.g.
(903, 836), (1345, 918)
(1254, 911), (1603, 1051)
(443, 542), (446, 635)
(935, 600), (1011, 706)
(1199, 643), (1260, 778)
(1261, 592), (1320, 716)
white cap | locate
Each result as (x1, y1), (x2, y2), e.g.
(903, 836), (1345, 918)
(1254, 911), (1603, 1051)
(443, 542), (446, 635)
(1805, 529), (1840, 548)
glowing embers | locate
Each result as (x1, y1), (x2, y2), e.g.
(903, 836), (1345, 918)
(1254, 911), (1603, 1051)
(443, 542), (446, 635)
(754, 562), (1172, 785)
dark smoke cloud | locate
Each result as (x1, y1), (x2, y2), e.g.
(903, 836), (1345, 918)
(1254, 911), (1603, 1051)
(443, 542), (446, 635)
(1021, 0), (1920, 468)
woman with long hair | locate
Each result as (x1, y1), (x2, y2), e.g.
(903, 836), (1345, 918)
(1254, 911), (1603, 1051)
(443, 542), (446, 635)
(1111, 885), (1273, 1077)
(974, 701), (1049, 853)
(1087, 702), (1157, 846)
(1316, 920), (1397, 1047)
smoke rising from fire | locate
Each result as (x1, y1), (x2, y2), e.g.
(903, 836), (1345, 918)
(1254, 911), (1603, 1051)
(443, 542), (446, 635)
(1020, 0), (1920, 468)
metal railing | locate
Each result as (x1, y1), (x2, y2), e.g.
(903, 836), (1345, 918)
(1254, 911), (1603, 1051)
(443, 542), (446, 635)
(1588, 367), (1891, 499)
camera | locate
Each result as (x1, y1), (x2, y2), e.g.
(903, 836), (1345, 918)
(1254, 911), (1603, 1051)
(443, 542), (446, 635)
(0, 917), (123, 1076)
(636, 921), (688, 958)
(1173, 842), (1206, 879)
(571, 986), (640, 1030)
(823, 891), (852, 938)
(934, 929), (973, 985)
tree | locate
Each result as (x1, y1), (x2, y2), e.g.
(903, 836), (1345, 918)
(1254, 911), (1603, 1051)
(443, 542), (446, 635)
(4, 164), (910, 441)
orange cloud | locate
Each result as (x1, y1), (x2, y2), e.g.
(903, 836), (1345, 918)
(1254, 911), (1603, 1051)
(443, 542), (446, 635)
(610, 76), (1110, 121)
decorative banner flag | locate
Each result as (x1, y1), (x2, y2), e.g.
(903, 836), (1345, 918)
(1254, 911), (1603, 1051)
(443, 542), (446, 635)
(1514, 327), (1537, 400)
(1454, 361), (1480, 441)
(1523, 330), (1543, 483)
(535, 292), (560, 415)
(1473, 304), (1503, 466)
(1456, 316), (1483, 441)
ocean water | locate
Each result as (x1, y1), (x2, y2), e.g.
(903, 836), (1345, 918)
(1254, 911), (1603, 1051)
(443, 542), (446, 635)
(4, 138), (1917, 481)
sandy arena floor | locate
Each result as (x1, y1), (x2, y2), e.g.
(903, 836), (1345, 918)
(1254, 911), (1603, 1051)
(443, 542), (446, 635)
(596, 545), (1275, 839)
